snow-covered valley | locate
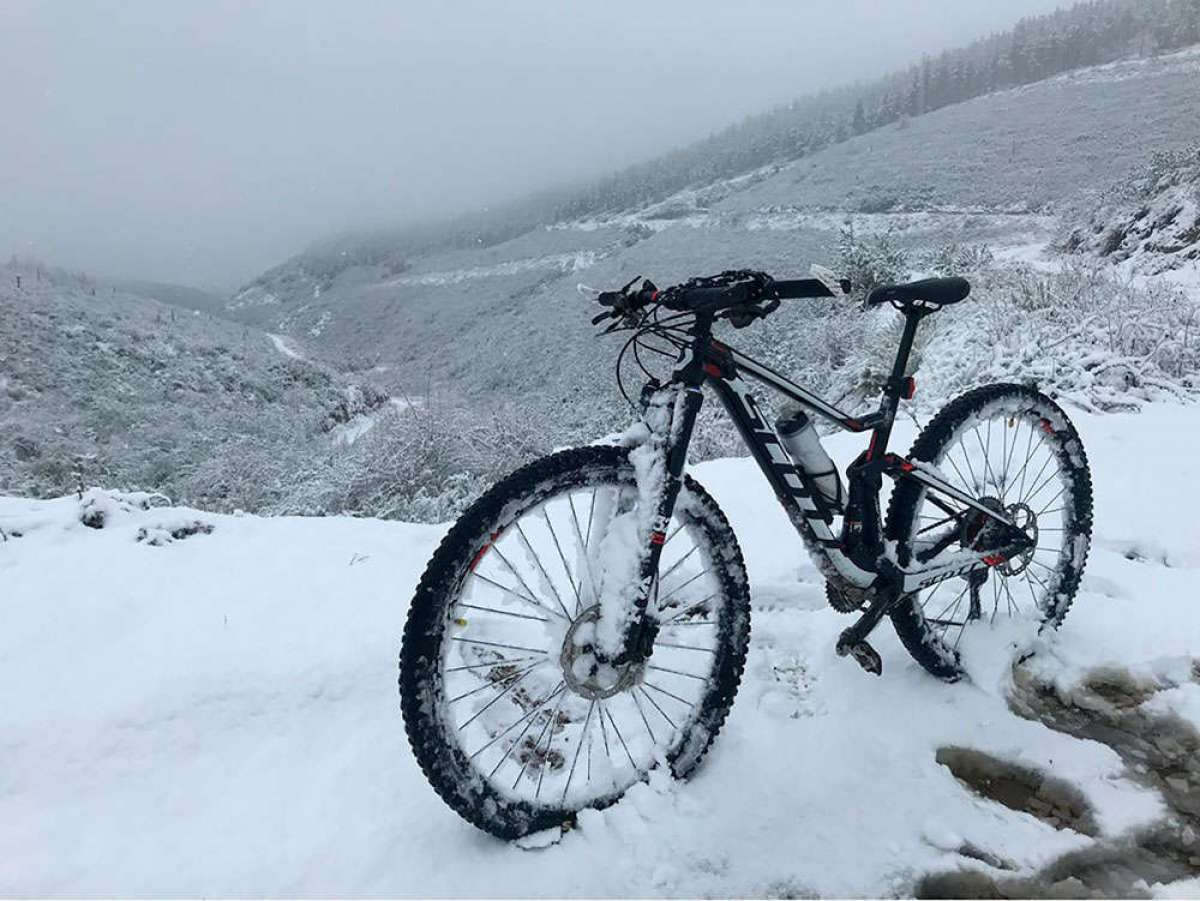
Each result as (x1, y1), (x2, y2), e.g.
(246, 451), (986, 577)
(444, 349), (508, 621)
(3, 403), (1198, 897)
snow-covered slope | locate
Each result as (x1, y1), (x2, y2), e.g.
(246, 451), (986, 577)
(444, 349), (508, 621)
(0, 261), (388, 511)
(3, 403), (1198, 897)
(222, 46), (1200, 434)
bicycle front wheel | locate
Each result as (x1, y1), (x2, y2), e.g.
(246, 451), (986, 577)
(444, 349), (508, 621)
(399, 445), (751, 839)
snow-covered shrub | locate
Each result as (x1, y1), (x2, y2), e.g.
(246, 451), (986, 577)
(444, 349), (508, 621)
(917, 263), (1200, 413)
(836, 225), (908, 303)
(1064, 143), (1200, 274)
(277, 399), (548, 522)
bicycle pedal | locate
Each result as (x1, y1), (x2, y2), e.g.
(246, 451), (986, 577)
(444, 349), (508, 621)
(838, 638), (883, 676)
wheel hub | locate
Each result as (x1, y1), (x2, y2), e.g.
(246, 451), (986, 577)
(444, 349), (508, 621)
(998, 502), (1038, 575)
(559, 605), (643, 700)
(961, 496), (1038, 576)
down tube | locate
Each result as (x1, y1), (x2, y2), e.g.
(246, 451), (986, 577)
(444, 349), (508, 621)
(706, 375), (875, 589)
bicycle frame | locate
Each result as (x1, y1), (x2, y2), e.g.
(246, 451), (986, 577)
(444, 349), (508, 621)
(615, 306), (1033, 664)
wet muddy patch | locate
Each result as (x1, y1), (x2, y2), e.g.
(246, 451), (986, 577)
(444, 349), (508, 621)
(917, 662), (1200, 898)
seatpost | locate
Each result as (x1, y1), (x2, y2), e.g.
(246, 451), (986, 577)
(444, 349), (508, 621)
(869, 307), (926, 457)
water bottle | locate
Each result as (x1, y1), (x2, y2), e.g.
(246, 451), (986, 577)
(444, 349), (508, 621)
(775, 404), (845, 513)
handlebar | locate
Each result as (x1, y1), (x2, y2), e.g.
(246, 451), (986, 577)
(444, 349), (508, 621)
(590, 269), (853, 328)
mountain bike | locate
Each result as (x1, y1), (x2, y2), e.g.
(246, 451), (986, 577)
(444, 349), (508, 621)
(399, 268), (1093, 839)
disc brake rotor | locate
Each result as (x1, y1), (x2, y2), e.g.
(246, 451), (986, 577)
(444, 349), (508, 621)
(559, 605), (643, 700)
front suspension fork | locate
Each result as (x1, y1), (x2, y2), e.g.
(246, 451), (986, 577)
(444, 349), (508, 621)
(613, 384), (704, 666)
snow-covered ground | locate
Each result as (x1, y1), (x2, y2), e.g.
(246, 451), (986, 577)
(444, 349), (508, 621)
(2, 404), (1198, 897)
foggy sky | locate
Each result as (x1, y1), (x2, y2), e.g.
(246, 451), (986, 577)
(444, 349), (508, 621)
(2, 0), (1069, 292)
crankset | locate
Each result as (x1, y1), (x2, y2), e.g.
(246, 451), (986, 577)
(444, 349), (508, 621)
(834, 562), (905, 676)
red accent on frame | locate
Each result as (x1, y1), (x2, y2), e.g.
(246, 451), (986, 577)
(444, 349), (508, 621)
(703, 362), (723, 378)
(982, 553), (1007, 566)
(650, 531), (666, 545)
(901, 377), (916, 399)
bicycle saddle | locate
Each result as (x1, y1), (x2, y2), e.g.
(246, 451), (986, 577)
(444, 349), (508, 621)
(866, 276), (970, 308)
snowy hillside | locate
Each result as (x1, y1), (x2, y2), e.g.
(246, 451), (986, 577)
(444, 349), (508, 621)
(3, 403), (1199, 897)
(0, 261), (389, 511)
(222, 45), (1200, 439)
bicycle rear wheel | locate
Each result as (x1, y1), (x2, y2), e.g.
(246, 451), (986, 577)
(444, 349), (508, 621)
(885, 383), (1093, 681)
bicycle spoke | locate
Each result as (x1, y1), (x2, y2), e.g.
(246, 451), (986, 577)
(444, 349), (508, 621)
(515, 686), (568, 791)
(643, 679), (696, 708)
(974, 425), (1000, 496)
(446, 654), (542, 674)
(942, 449), (975, 496)
(541, 506), (583, 615)
(535, 689), (569, 800)
(585, 488), (598, 548)
(657, 543), (700, 590)
(515, 520), (572, 619)
(451, 636), (547, 656)
(630, 689), (657, 743)
(929, 582), (970, 625)
(1017, 420), (1037, 499)
(457, 602), (549, 623)
(920, 578), (948, 613)
(448, 659), (544, 705)
(646, 663), (707, 682)
(661, 521), (686, 548)
(653, 640), (716, 654)
(602, 701), (638, 770)
(567, 492), (601, 606)
(656, 569), (712, 609)
(459, 660), (547, 731)
(1035, 485), (1068, 517)
(660, 593), (717, 625)
(476, 682), (566, 769)
(468, 570), (562, 620)
(1019, 452), (1056, 506)
(1023, 464), (1062, 510)
(1002, 419), (1022, 497)
(638, 686), (677, 729)
(491, 542), (561, 622)
(958, 435), (983, 494)
(561, 699), (596, 802)
(1023, 571), (1041, 611)
(1002, 576), (1022, 616)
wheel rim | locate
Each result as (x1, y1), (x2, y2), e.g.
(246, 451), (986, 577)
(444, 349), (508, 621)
(437, 476), (727, 812)
(907, 406), (1076, 652)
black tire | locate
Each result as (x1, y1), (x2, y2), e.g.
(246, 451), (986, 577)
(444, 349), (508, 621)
(885, 383), (1093, 681)
(399, 445), (751, 839)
